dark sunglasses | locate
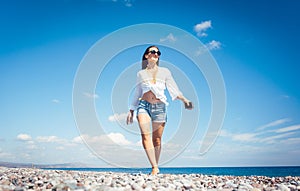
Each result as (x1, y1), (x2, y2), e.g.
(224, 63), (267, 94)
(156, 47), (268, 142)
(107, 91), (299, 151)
(148, 50), (161, 56)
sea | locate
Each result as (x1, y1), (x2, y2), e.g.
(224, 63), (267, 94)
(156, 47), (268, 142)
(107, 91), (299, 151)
(43, 166), (300, 177)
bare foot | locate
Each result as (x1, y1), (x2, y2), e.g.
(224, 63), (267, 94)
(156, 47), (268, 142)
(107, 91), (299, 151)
(151, 166), (160, 175)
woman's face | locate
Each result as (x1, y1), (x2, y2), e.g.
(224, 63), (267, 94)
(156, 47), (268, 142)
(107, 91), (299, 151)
(145, 47), (160, 64)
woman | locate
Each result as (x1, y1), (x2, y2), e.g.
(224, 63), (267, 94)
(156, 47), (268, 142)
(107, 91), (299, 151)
(126, 45), (192, 175)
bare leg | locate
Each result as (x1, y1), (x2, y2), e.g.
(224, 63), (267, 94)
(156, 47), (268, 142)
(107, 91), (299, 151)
(152, 122), (165, 175)
(137, 113), (157, 171)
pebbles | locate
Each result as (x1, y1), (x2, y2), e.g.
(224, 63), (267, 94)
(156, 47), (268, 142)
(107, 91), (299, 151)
(0, 166), (299, 191)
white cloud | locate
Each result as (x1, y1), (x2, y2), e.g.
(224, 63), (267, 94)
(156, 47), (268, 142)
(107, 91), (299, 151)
(232, 133), (258, 142)
(72, 136), (84, 144)
(258, 118), (291, 130)
(75, 134), (106, 144)
(83, 92), (99, 99)
(0, 150), (14, 159)
(195, 40), (221, 56)
(160, 33), (177, 42)
(36, 136), (62, 143)
(260, 132), (295, 144)
(108, 113), (128, 122)
(221, 120), (300, 146)
(195, 47), (206, 56)
(34, 135), (79, 148)
(76, 133), (133, 146)
(273, 125), (300, 133)
(206, 40), (221, 50)
(17, 134), (32, 141)
(107, 133), (132, 145)
(97, 0), (134, 7)
(52, 99), (60, 103)
(124, 0), (133, 7)
(219, 129), (232, 137)
(16, 134), (39, 150)
(194, 20), (212, 37)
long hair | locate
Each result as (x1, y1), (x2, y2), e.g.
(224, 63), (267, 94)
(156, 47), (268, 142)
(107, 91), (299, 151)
(141, 45), (160, 69)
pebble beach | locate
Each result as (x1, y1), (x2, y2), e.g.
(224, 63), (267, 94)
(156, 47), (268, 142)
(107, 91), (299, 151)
(0, 167), (300, 191)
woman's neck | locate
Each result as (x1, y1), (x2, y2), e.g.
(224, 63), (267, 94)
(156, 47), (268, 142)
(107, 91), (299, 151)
(146, 62), (157, 70)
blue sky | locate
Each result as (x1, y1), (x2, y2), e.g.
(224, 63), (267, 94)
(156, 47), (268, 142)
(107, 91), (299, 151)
(1, 0), (300, 167)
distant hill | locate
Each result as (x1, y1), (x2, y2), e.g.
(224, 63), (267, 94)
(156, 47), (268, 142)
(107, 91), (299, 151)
(0, 161), (90, 168)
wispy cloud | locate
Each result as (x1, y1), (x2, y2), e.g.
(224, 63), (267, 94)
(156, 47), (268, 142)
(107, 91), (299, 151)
(206, 40), (221, 50)
(260, 132), (295, 144)
(97, 0), (134, 7)
(108, 113), (128, 122)
(221, 119), (300, 145)
(273, 125), (300, 133)
(160, 33), (177, 43)
(0, 149), (14, 159)
(232, 133), (259, 142)
(124, 0), (133, 7)
(52, 99), (60, 104)
(36, 135), (78, 147)
(280, 95), (290, 99)
(83, 92), (99, 99)
(16, 134), (80, 152)
(195, 40), (222, 56)
(258, 118), (291, 130)
(36, 136), (63, 143)
(194, 20), (212, 37)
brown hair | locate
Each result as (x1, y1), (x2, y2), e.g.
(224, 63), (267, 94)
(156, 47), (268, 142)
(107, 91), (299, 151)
(141, 45), (160, 69)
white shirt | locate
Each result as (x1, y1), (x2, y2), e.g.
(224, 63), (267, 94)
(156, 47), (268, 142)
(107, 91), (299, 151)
(130, 67), (182, 110)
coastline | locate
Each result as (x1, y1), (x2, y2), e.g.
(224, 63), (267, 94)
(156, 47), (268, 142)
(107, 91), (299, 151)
(1, 166), (300, 191)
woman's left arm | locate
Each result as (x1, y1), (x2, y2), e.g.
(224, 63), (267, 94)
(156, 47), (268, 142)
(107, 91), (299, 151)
(165, 68), (192, 109)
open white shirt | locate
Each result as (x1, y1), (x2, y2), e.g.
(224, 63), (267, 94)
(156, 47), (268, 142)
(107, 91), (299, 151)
(130, 67), (182, 110)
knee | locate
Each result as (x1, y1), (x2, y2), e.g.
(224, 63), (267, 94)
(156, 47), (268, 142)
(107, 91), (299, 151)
(153, 137), (161, 147)
(142, 134), (151, 142)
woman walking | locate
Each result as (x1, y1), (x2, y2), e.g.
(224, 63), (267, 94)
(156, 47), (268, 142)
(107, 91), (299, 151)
(127, 45), (192, 175)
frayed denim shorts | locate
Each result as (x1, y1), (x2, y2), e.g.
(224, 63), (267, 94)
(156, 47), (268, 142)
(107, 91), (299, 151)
(137, 100), (167, 123)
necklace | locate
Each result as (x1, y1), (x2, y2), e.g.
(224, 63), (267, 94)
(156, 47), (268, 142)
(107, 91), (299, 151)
(146, 66), (158, 84)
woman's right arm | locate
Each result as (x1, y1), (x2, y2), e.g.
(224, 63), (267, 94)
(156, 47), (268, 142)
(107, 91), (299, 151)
(127, 73), (143, 125)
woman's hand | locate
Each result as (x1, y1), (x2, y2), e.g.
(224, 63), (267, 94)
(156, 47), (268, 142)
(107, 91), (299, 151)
(126, 110), (134, 125)
(177, 95), (193, 110)
(183, 99), (193, 110)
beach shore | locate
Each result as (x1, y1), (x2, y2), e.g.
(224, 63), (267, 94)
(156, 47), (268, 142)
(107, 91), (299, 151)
(0, 166), (299, 191)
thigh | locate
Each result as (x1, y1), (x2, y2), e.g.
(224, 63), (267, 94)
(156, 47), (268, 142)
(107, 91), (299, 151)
(152, 122), (165, 138)
(137, 113), (151, 135)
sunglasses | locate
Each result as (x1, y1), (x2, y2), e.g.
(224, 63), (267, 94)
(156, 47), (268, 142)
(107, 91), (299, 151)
(148, 50), (161, 56)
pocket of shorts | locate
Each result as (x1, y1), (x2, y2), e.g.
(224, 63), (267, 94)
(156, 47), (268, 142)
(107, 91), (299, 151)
(155, 103), (166, 112)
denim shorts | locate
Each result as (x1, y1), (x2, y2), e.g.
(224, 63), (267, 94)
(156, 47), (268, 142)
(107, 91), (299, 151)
(137, 100), (167, 123)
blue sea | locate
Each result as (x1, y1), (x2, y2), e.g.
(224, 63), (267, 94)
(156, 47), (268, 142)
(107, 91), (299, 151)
(44, 166), (300, 177)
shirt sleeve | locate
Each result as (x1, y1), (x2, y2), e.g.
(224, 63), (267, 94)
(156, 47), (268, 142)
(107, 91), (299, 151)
(129, 72), (143, 110)
(165, 68), (182, 100)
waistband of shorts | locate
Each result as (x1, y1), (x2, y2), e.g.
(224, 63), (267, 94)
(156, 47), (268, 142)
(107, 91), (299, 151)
(139, 99), (164, 105)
